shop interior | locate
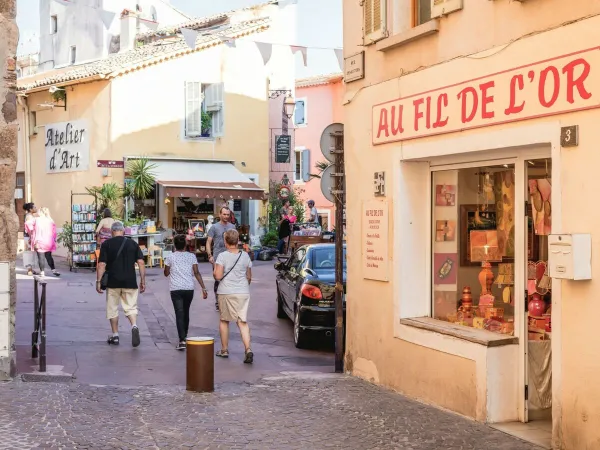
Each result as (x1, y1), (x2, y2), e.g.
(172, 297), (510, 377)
(431, 158), (552, 442)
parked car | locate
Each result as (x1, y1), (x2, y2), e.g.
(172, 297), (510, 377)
(274, 243), (346, 348)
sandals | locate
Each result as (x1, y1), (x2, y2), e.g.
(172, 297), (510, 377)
(244, 350), (254, 364)
(107, 336), (120, 345)
(215, 349), (229, 358)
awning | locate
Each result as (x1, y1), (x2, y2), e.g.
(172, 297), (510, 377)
(149, 159), (266, 201)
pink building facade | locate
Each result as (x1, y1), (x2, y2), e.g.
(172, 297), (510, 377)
(292, 74), (343, 230)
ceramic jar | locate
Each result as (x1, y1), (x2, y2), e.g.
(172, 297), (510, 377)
(528, 293), (546, 317)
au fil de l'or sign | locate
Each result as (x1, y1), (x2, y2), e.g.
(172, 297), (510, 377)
(45, 119), (90, 173)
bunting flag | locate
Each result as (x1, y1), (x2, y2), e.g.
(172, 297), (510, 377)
(279, 0), (298, 7)
(256, 42), (273, 65)
(334, 49), (344, 72)
(52, 0), (71, 5)
(291, 46), (307, 67)
(98, 9), (116, 29)
(180, 28), (199, 50)
(140, 18), (159, 31)
(220, 37), (236, 48)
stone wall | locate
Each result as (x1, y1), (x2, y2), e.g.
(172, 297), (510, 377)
(0, 0), (18, 380)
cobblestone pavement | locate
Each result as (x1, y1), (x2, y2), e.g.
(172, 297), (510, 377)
(0, 372), (540, 450)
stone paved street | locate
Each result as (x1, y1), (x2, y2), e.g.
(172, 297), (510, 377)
(0, 372), (541, 450)
(5, 257), (543, 449)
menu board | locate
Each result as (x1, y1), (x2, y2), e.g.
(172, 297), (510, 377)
(362, 199), (389, 281)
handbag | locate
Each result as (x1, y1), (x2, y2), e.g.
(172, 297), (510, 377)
(100, 238), (127, 291)
(214, 252), (243, 293)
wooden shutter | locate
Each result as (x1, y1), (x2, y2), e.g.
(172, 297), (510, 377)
(205, 82), (223, 112)
(431, 0), (463, 18)
(301, 149), (310, 182)
(294, 100), (306, 126)
(363, 0), (386, 43)
(185, 81), (202, 137)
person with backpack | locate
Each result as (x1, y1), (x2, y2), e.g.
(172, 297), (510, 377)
(96, 222), (146, 347)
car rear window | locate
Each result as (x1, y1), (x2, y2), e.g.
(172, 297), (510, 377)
(313, 248), (346, 269)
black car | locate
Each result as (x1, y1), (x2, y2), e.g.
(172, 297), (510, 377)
(274, 244), (346, 348)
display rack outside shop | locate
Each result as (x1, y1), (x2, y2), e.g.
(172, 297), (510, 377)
(70, 192), (97, 273)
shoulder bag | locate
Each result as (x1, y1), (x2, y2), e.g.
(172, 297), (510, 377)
(220, 251), (243, 282)
(100, 237), (127, 291)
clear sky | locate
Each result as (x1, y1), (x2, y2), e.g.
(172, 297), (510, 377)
(16, 0), (343, 78)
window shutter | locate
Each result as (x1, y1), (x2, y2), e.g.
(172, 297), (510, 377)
(363, 0), (386, 43)
(185, 81), (202, 137)
(294, 100), (305, 126)
(431, 0), (463, 18)
(205, 82), (223, 112)
(302, 150), (310, 182)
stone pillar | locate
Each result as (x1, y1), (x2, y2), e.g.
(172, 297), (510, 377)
(0, 0), (19, 380)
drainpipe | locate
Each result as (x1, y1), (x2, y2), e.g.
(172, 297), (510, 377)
(17, 95), (32, 203)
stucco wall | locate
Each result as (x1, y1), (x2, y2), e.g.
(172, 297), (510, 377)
(343, 0), (600, 446)
(293, 80), (343, 227)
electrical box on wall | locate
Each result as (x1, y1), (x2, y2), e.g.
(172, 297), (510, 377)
(548, 234), (592, 280)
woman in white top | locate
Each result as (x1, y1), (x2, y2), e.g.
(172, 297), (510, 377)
(213, 229), (253, 363)
(164, 234), (208, 351)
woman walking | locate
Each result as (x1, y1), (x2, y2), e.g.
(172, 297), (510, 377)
(164, 234), (208, 351)
(214, 229), (253, 363)
(95, 208), (115, 246)
(23, 203), (38, 276)
(33, 207), (59, 277)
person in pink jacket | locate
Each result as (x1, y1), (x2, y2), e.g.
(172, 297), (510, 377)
(32, 207), (60, 277)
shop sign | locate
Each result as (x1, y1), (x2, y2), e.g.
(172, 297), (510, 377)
(45, 119), (89, 173)
(362, 199), (389, 281)
(345, 52), (364, 83)
(275, 135), (291, 163)
(97, 160), (124, 168)
(373, 48), (600, 144)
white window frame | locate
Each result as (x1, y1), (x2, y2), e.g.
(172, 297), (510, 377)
(294, 97), (307, 127)
(50, 15), (58, 34)
(363, 0), (387, 45)
(293, 147), (310, 183)
(431, 0), (463, 19)
(204, 83), (225, 138)
(317, 208), (331, 231)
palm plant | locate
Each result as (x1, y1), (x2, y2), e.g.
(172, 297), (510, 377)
(86, 182), (123, 216)
(126, 157), (157, 199)
(309, 160), (331, 180)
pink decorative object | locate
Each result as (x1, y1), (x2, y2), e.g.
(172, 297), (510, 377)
(528, 293), (546, 317)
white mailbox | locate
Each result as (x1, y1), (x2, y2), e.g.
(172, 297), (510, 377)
(549, 234), (591, 280)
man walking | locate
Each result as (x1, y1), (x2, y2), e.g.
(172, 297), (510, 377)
(96, 222), (146, 347)
(207, 207), (235, 311)
(307, 200), (319, 223)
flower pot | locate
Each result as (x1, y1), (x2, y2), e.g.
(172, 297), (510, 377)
(528, 293), (546, 317)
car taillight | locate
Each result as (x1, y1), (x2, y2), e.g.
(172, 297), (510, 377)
(301, 284), (322, 300)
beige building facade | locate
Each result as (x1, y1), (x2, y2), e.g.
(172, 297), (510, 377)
(342, 0), (600, 448)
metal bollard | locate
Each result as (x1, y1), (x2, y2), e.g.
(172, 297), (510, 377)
(186, 337), (214, 392)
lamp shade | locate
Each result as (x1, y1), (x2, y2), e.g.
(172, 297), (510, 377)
(283, 95), (296, 119)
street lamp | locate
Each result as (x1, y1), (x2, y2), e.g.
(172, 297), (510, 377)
(283, 94), (296, 119)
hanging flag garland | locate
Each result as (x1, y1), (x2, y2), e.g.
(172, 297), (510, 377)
(98, 9), (116, 30)
(256, 42), (273, 65)
(219, 37), (236, 48)
(180, 28), (199, 50)
(279, 0), (298, 7)
(334, 49), (344, 72)
(291, 46), (308, 67)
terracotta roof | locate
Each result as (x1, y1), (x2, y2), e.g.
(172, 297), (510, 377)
(18, 17), (270, 92)
(296, 73), (344, 88)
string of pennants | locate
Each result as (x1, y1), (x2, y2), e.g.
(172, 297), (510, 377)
(51, 0), (343, 70)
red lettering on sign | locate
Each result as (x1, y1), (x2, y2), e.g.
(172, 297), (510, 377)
(433, 93), (449, 128)
(505, 74), (525, 115)
(413, 98), (425, 131)
(538, 66), (560, 108)
(458, 86), (478, 123)
(390, 105), (404, 135)
(563, 58), (592, 104)
(377, 108), (389, 138)
(480, 81), (495, 119)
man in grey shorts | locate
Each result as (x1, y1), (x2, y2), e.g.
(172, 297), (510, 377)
(207, 206), (236, 311)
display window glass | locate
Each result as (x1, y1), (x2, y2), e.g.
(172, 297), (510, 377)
(431, 165), (516, 335)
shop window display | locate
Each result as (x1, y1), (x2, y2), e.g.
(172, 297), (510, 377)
(432, 165), (517, 335)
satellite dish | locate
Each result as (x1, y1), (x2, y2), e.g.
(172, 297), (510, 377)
(320, 164), (345, 204)
(319, 123), (343, 164)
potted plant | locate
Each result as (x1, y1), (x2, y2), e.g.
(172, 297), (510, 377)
(201, 111), (212, 137)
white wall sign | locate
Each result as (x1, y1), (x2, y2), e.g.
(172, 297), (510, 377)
(45, 120), (90, 174)
(362, 199), (389, 281)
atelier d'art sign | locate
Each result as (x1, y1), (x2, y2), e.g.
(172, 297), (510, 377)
(45, 120), (90, 174)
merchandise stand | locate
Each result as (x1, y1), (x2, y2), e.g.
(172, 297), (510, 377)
(70, 192), (97, 273)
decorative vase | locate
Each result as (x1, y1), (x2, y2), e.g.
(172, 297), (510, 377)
(460, 286), (473, 314)
(478, 262), (494, 295)
(528, 293), (546, 317)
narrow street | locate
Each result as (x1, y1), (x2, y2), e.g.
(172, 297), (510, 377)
(1, 257), (542, 449)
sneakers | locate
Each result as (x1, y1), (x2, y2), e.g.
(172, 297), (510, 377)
(176, 342), (186, 351)
(244, 350), (254, 364)
(132, 326), (141, 348)
(52, 269), (60, 277)
(39, 271), (45, 277)
(107, 335), (120, 345)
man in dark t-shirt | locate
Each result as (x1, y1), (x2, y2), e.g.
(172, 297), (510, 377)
(96, 221), (146, 347)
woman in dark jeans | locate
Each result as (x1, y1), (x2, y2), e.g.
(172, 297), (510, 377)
(164, 235), (208, 350)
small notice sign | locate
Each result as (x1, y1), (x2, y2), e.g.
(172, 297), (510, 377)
(97, 160), (124, 168)
(275, 135), (291, 163)
(345, 52), (364, 83)
(362, 199), (389, 281)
